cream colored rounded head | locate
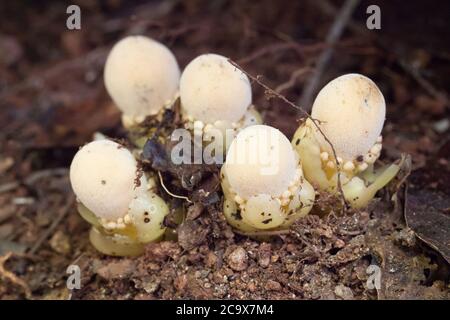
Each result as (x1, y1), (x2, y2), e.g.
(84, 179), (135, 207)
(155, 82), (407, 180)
(224, 125), (297, 199)
(180, 53), (252, 124)
(104, 35), (180, 118)
(70, 140), (139, 221)
(311, 73), (385, 161)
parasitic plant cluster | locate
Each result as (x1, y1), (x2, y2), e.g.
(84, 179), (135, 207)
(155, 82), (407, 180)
(69, 36), (401, 256)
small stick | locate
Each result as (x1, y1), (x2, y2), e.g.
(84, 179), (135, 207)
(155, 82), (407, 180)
(158, 171), (192, 203)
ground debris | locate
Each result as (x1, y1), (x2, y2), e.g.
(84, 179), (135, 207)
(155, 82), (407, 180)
(1, 0), (449, 300)
(49, 230), (71, 255)
(227, 247), (248, 271)
(177, 220), (209, 251)
(95, 259), (135, 280)
(334, 284), (354, 300)
(406, 191), (450, 264)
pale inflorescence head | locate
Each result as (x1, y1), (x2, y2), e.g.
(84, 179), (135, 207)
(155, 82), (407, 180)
(222, 125), (314, 230)
(311, 73), (385, 165)
(224, 125), (297, 199)
(292, 73), (400, 209)
(70, 140), (143, 221)
(180, 53), (252, 125)
(104, 35), (180, 120)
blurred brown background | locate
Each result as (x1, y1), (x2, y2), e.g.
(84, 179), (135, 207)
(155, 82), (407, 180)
(0, 0), (448, 299)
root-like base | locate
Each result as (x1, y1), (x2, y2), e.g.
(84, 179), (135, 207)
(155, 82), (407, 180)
(89, 227), (145, 257)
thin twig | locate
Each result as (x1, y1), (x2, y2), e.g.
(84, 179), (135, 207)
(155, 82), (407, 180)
(28, 194), (75, 255)
(228, 59), (348, 209)
(299, 0), (361, 111)
(158, 171), (192, 203)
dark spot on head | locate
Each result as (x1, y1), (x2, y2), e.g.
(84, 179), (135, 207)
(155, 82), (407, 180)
(295, 139), (300, 145)
(262, 218), (272, 224)
(260, 212), (265, 216)
(231, 211), (242, 221)
(144, 211), (149, 216)
(101, 180), (106, 185)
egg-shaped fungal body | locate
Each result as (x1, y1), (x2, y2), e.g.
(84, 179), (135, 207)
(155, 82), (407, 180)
(70, 139), (169, 256)
(180, 53), (251, 124)
(311, 73), (385, 167)
(221, 125), (315, 232)
(70, 139), (140, 221)
(104, 36), (180, 124)
(292, 73), (401, 209)
(225, 125), (297, 199)
(179, 54), (262, 153)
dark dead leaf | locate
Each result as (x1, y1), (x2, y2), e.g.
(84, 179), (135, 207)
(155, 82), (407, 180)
(405, 191), (450, 264)
(142, 137), (169, 171)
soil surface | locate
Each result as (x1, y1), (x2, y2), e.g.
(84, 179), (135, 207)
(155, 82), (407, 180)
(0, 0), (449, 300)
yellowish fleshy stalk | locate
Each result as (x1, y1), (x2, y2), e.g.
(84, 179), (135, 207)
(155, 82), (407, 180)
(70, 140), (169, 256)
(292, 120), (400, 208)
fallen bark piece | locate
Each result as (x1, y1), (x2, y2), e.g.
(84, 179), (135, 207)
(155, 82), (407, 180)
(406, 191), (450, 264)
